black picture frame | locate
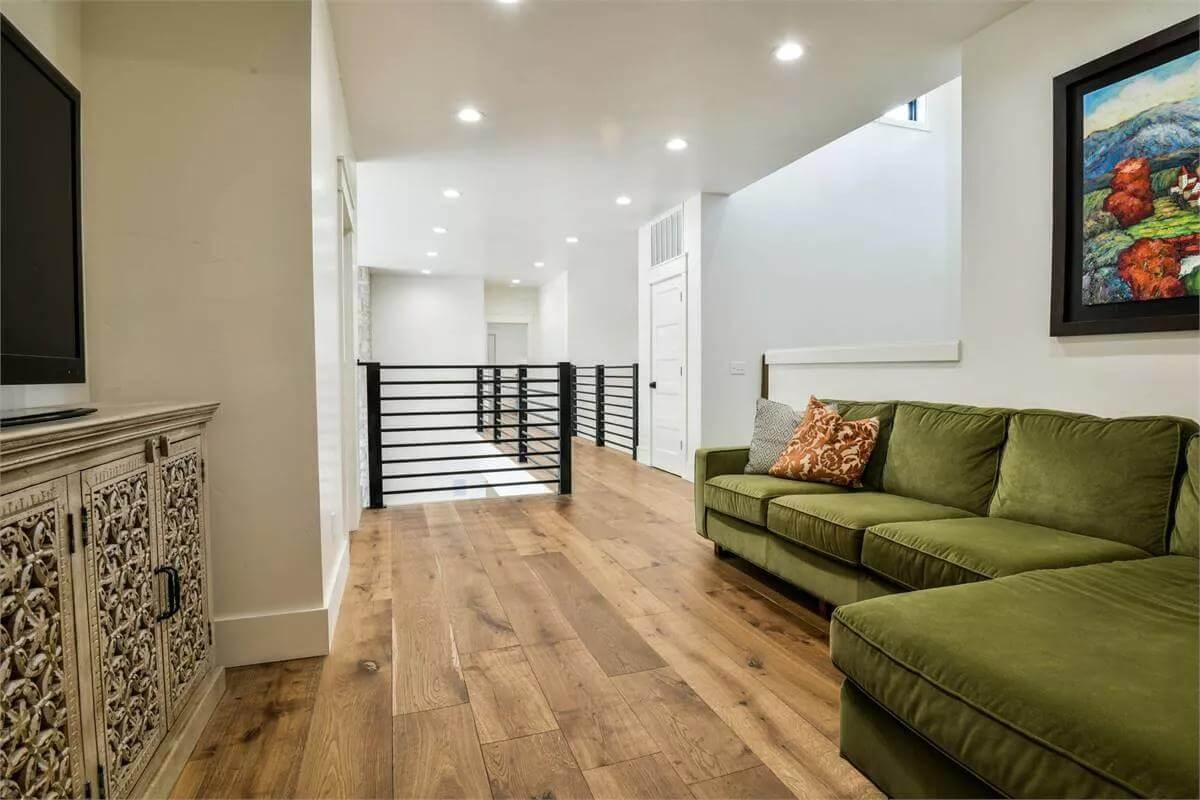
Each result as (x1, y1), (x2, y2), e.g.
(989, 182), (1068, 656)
(1050, 16), (1199, 337)
(0, 14), (86, 384)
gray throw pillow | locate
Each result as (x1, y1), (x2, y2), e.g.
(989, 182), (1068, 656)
(744, 398), (836, 474)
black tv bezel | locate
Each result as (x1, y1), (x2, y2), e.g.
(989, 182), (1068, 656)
(1, 14), (86, 385)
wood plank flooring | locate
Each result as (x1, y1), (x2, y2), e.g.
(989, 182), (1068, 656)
(173, 440), (880, 799)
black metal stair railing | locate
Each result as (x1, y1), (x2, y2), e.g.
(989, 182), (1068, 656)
(572, 363), (638, 459)
(361, 361), (573, 507)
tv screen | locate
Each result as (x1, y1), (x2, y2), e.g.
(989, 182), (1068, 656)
(1, 16), (84, 385)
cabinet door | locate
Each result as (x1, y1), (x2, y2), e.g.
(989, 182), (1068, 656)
(155, 437), (211, 724)
(81, 454), (168, 800)
(0, 477), (87, 798)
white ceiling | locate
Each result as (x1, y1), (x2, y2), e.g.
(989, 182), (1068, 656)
(331, 0), (1019, 286)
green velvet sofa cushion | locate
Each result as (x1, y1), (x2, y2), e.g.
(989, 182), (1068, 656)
(862, 517), (1149, 590)
(766, 492), (973, 566)
(704, 509), (895, 606)
(1172, 435), (1199, 557)
(705, 473), (845, 527)
(822, 400), (895, 490)
(989, 410), (1184, 554)
(831, 557), (1200, 799)
(881, 403), (1009, 515)
(694, 447), (750, 536)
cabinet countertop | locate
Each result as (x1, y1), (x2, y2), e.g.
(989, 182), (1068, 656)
(1, 401), (219, 474)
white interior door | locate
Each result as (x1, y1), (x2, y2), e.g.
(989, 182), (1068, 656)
(650, 272), (686, 475)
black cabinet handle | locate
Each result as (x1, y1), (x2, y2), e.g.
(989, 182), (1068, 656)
(155, 565), (181, 621)
(649, 381), (657, 389)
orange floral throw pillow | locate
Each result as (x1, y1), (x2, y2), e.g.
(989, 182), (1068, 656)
(769, 396), (880, 488)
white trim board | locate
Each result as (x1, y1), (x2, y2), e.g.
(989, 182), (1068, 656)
(766, 340), (960, 365)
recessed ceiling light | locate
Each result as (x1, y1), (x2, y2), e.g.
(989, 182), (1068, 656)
(511, 278), (521, 284)
(432, 226), (447, 234)
(665, 137), (688, 151)
(457, 107), (484, 123)
(615, 195), (632, 206)
(426, 251), (438, 258)
(496, 0), (520, 4)
(421, 269), (432, 275)
(533, 261), (544, 268)
(774, 41), (804, 62)
(442, 188), (461, 199)
(565, 236), (579, 244)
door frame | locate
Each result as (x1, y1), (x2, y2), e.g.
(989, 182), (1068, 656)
(647, 254), (688, 476)
(337, 157), (360, 533)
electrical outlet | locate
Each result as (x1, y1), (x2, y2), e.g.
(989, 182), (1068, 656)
(729, 361), (747, 375)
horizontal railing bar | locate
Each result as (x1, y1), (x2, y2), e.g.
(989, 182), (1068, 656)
(383, 410), (493, 417)
(606, 421), (633, 432)
(605, 431), (633, 442)
(382, 379), (559, 385)
(603, 412), (634, 421)
(382, 436), (558, 447)
(384, 465), (559, 480)
(384, 479), (559, 495)
(382, 423), (556, 432)
(367, 363), (560, 370)
(384, 450), (561, 464)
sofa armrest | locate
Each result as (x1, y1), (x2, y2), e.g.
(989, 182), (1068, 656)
(694, 447), (751, 537)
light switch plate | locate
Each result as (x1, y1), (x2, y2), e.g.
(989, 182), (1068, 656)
(729, 361), (746, 375)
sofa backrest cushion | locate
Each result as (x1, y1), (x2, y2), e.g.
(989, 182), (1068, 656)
(822, 400), (895, 491)
(882, 402), (1009, 515)
(1171, 435), (1199, 557)
(989, 410), (1185, 554)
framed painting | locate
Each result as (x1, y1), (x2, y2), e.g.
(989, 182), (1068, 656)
(1051, 16), (1199, 336)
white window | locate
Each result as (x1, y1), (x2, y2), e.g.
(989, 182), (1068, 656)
(878, 95), (928, 130)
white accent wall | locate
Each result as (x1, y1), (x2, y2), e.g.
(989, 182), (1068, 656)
(700, 77), (963, 446)
(567, 245), (638, 367)
(371, 273), (486, 364)
(0, 1), (89, 412)
(81, 1), (329, 667)
(769, 3), (1199, 422)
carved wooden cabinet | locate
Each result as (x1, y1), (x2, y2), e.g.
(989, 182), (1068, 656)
(0, 403), (223, 799)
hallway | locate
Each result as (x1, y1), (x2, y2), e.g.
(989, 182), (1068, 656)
(171, 440), (879, 799)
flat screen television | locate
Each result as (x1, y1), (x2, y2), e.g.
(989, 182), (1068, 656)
(1, 15), (85, 385)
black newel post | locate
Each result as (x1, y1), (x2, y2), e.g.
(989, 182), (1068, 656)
(570, 365), (579, 437)
(557, 361), (573, 494)
(630, 362), (639, 461)
(365, 361), (384, 509)
(595, 364), (606, 448)
(517, 366), (529, 463)
(476, 367), (484, 433)
(492, 367), (501, 442)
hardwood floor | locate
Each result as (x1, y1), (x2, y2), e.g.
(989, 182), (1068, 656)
(172, 440), (880, 799)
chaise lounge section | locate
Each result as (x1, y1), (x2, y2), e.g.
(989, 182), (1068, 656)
(695, 399), (1199, 797)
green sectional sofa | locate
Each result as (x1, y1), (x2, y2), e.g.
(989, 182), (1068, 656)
(694, 400), (1199, 798)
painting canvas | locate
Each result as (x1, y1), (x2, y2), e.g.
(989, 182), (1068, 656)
(1081, 50), (1199, 305)
(1052, 17), (1199, 336)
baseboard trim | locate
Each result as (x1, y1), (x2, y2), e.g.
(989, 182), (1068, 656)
(214, 606), (331, 667)
(324, 539), (350, 644)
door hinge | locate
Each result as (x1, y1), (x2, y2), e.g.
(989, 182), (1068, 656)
(84, 781), (92, 799)
(67, 513), (76, 554)
(208, 621), (213, 645)
(201, 459), (207, 482)
(80, 510), (90, 549)
(97, 765), (107, 800)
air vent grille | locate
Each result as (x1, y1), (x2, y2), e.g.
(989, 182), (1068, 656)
(650, 207), (683, 266)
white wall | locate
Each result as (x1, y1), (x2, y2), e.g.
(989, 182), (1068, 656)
(771, 2), (1198, 422)
(81, 0), (329, 666)
(310, 0), (355, 639)
(567, 251), (638, 367)
(484, 282), (539, 359)
(700, 78), (963, 446)
(535, 272), (569, 363)
(371, 273), (486, 364)
(0, 0), (88, 411)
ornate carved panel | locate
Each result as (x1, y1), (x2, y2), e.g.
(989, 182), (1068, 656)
(156, 440), (210, 724)
(0, 478), (85, 799)
(82, 457), (166, 799)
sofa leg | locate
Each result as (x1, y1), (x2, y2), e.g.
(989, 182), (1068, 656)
(818, 600), (832, 619)
(713, 542), (726, 558)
